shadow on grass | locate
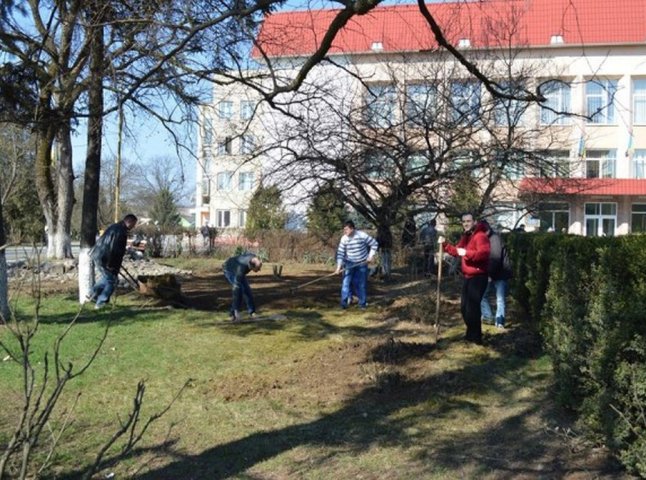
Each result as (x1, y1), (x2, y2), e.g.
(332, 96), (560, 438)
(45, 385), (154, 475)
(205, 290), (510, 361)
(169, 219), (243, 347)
(58, 336), (625, 480)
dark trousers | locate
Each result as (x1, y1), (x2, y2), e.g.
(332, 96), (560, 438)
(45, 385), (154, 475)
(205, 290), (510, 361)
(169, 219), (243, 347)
(224, 270), (256, 315)
(461, 274), (488, 344)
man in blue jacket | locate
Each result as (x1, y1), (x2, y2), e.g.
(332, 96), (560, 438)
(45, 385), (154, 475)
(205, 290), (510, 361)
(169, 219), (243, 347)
(223, 253), (263, 322)
(88, 214), (138, 309)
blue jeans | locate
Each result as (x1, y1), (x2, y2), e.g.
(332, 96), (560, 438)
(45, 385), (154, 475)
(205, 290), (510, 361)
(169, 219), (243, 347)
(480, 279), (509, 326)
(341, 261), (368, 308)
(224, 270), (255, 315)
(92, 265), (118, 306)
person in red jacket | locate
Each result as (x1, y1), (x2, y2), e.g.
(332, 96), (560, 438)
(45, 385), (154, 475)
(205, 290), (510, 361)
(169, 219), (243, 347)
(439, 213), (490, 344)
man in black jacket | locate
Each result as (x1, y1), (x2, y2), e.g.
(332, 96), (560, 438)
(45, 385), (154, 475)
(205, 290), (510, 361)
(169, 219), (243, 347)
(88, 214), (138, 309)
(480, 221), (513, 328)
(223, 252), (263, 322)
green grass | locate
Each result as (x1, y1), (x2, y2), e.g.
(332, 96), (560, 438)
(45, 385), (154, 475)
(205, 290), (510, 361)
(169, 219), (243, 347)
(0, 281), (623, 480)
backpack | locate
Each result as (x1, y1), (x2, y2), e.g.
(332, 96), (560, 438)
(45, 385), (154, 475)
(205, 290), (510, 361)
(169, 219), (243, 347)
(500, 244), (513, 279)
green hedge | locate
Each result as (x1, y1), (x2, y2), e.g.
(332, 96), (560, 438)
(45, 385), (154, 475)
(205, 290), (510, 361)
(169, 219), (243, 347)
(508, 233), (646, 476)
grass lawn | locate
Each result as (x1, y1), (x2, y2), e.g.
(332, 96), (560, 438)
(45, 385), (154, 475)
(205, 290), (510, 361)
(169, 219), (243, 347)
(0, 258), (630, 479)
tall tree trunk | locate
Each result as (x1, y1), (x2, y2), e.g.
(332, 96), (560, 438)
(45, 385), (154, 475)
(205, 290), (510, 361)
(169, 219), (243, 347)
(78, 13), (104, 303)
(55, 125), (75, 258)
(0, 192), (9, 323)
(34, 125), (57, 259)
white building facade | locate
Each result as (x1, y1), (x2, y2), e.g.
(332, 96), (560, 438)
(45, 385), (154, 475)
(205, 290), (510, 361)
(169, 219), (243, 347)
(196, 0), (646, 236)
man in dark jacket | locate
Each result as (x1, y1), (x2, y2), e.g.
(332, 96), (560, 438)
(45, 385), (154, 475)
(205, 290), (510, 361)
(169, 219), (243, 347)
(480, 221), (513, 328)
(223, 253), (263, 322)
(88, 214), (138, 309)
(440, 213), (490, 344)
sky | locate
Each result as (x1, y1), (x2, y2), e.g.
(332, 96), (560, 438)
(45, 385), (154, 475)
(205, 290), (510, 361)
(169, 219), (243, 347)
(71, 0), (429, 208)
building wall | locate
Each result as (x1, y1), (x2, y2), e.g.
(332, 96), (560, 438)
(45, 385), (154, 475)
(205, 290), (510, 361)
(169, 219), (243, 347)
(196, 42), (646, 235)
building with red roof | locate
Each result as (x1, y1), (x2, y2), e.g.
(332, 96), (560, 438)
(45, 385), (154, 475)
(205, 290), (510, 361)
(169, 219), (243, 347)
(196, 0), (646, 236)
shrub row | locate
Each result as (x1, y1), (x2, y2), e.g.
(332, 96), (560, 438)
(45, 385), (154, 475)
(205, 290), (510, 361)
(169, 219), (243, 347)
(507, 233), (646, 476)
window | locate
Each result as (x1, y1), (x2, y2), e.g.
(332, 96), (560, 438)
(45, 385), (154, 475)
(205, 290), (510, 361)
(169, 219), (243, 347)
(540, 80), (571, 125)
(216, 171), (233, 191)
(218, 101), (233, 119)
(203, 117), (213, 146)
(538, 150), (570, 177)
(495, 150), (525, 180)
(240, 135), (255, 154)
(633, 79), (646, 124)
(586, 79), (617, 124)
(585, 150), (616, 178)
(584, 202), (616, 237)
(631, 204), (646, 233)
(450, 150), (479, 176)
(633, 149), (646, 178)
(216, 210), (231, 228)
(238, 171), (255, 191)
(238, 209), (247, 228)
(240, 100), (255, 120)
(405, 83), (437, 126)
(201, 179), (210, 205)
(493, 81), (527, 126)
(364, 151), (393, 179)
(451, 80), (481, 124)
(201, 151), (212, 178)
(406, 151), (430, 175)
(537, 202), (569, 232)
(364, 84), (396, 128)
(217, 137), (232, 155)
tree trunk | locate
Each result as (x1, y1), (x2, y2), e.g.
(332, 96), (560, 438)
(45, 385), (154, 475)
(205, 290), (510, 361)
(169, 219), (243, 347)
(0, 194), (9, 323)
(34, 126), (57, 259)
(55, 125), (75, 258)
(78, 12), (104, 303)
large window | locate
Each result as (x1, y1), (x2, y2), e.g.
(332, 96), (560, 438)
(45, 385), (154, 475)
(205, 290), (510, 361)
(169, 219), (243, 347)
(632, 204), (646, 233)
(633, 79), (646, 124)
(202, 117), (213, 146)
(238, 209), (247, 228)
(585, 150), (616, 178)
(240, 135), (255, 154)
(585, 202), (616, 237)
(586, 79), (617, 124)
(405, 83), (437, 126)
(238, 171), (255, 191)
(538, 150), (570, 177)
(217, 137), (232, 155)
(540, 80), (571, 125)
(218, 101), (233, 119)
(450, 80), (481, 124)
(201, 179), (210, 205)
(495, 150), (524, 180)
(633, 149), (646, 178)
(364, 151), (393, 179)
(364, 84), (396, 128)
(240, 100), (255, 120)
(537, 202), (569, 232)
(493, 81), (527, 126)
(406, 151), (430, 175)
(216, 171), (233, 191)
(216, 210), (231, 228)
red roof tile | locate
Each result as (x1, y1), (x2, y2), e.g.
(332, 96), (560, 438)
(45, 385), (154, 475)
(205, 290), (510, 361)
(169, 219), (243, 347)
(254, 0), (646, 58)
(519, 177), (646, 196)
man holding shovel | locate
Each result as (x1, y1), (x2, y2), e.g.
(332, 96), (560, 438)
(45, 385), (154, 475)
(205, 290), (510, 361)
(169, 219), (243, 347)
(88, 213), (138, 309)
(334, 220), (378, 310)
(439, 213), (490, 344)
